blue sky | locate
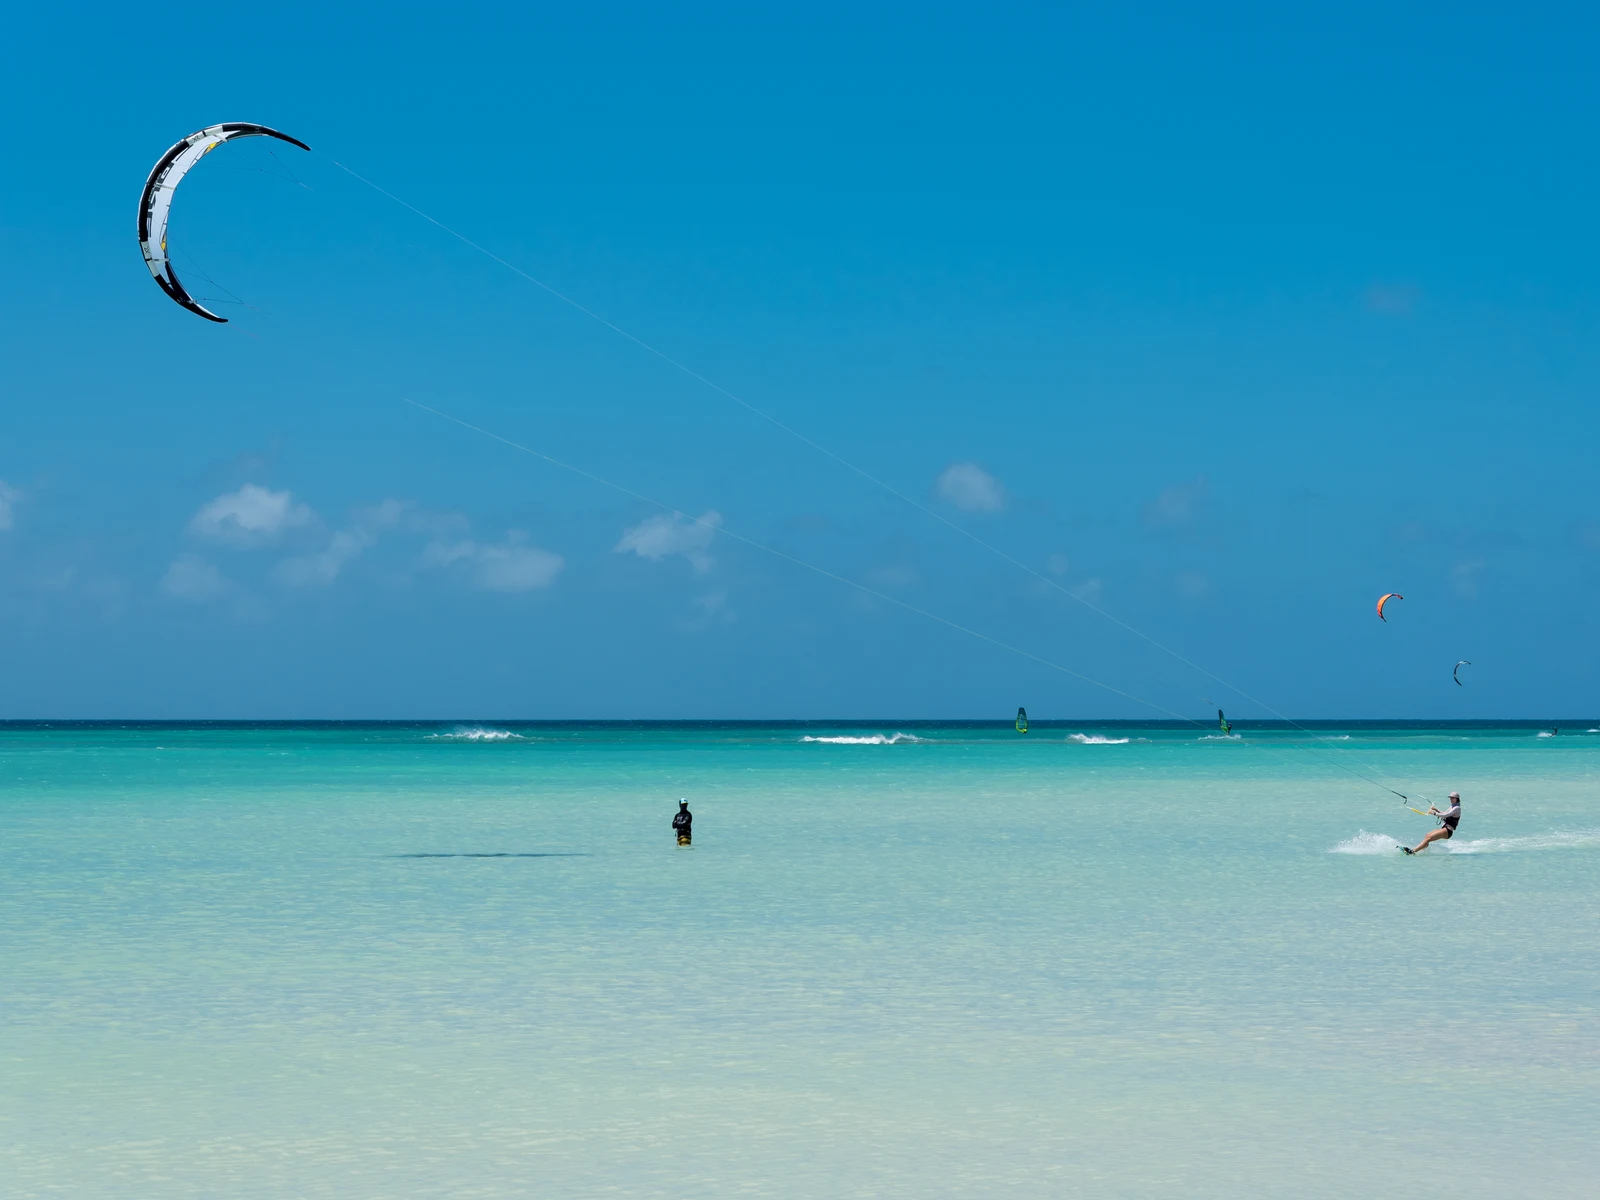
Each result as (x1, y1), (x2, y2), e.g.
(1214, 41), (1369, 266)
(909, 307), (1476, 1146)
(3, 3), (1599, 718)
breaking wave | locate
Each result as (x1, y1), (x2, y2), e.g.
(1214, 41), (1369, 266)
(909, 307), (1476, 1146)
(427, 728), (529, 742)
(801, 733), (925, 745)
(1068, 733), (1131, 745)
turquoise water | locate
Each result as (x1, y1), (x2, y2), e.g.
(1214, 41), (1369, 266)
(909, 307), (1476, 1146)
(3, 721), (1598, 1197)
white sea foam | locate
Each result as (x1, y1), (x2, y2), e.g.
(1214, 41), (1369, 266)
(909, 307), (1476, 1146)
(1068, 733), (1130, 744)
(1198, 733), (1242, 741)
(800, 733), (925, 745)
(1444, 829), (1600, 854)
(426, 728), (527, 742)
(1331, 830), (1403, 855)
(1537, 731), (1556, 738)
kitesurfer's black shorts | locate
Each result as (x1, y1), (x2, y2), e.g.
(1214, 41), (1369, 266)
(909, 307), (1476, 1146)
(1439, 822), (1456, 838)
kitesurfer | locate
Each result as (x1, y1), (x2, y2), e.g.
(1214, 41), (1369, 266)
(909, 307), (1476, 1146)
(1402, 792), (1460, 854)
(672, 798), (693, 846)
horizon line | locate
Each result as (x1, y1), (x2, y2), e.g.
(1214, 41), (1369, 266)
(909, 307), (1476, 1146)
(0, 717), (1589, 727)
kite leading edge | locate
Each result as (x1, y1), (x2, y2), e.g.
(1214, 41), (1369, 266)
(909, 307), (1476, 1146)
(137, 123), (310, 322)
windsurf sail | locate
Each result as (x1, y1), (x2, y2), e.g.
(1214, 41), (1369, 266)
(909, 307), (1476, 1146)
(1015, 707), (1029, 734)
(1218, 709), (1232, 735)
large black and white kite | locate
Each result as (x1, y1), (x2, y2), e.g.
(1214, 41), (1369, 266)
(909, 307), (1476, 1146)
(137, 123), (310, 322)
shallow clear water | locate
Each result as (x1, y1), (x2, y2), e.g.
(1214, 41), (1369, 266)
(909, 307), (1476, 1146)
(3, 721), (1598, 1197)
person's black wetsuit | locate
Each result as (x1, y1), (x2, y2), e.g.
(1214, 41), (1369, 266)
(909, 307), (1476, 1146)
(672, 802), (692, 845)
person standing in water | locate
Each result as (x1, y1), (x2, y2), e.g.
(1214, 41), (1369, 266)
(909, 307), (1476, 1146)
(672, 798), (693, 847)
(1403, 791), (1461, 855)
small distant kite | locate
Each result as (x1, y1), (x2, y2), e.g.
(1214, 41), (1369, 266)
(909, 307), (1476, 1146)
(1376, 593), (1404, 621)
(1015, 707), (1029, 734)
(138, 123), (310, 322)
(1454, 660), (1472, 686)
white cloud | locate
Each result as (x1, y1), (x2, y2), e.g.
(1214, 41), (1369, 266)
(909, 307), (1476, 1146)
(1175, 570), (1210, 598)
(1046, 553), (1070, 577)
(161, 555), (230, 602)
(423, 533), (564, 592)
(0, 481), (20, 531)
(272, 497), (432, 587)
(189, 485), (314, 543)
(936, 462), (1005, 513)
(614, 510), (722, 574)
(275, 531), (373, 588)
(1142, 476), (1210, 531)
(1070, 577), (1103, 604)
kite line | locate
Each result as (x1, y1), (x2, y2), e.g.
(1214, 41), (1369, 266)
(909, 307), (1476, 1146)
(133, 124), (1431, 802)
(323, 151), (1426, 804)
(403, 397), (1426, 805)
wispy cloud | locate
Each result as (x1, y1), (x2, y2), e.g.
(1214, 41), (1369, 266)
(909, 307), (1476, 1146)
(272, 498), (416, 588)
(275, 531), (373, 588)
(161, 555), (230, 603)
(1070, 577), (1103, 604)
(936, 463), (1005, 513)
(423, 533), (564, 592)
(189, 485), (314, 543)
(1453, 558), (1486, 596)
(692, 590), (736, 627)
(868, 563), (919, 587)
(1141, 476), (1210, 531)
(1174, 570), (1210, 598)
(0, 481), (22, 531)
(614, 510), (722, 574)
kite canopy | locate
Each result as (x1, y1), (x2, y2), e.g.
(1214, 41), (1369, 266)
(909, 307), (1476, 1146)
(1376, 592), (1404, 621)
(1454, 659), (1472, 686)
(138, 123), (310, 322)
